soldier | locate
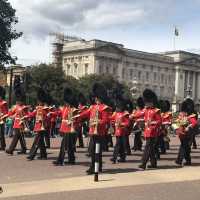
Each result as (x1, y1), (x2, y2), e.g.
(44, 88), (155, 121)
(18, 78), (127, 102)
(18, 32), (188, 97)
(138, 89), (162, 170)
(131, 97), (145, 151)
(53, 88), (78, 165)
(110, 96), (130, 163)
(175, 99), (197, 166)
(76, 93), (87, 148)
(0, 86), (8, 150)
(76, 83), (110, 174)
(27, 89), (50, 160)
(5, 89), (28, 155)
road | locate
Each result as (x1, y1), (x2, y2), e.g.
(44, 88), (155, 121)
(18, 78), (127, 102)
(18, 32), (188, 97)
(0, 136), (200, 199)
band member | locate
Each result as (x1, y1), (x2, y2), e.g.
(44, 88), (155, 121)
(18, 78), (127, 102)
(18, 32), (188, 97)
(0, 86), (8, 150)
(6, 89), (28, 155)
(27, 89), (50, 160)
(175, 99), (197, 166)
(138, 89), (162, 170)
(160, 100), (172, 152)
(131, 97), (145, 151)
(76, 93), (87, 148)
(53, 88), (78, 165)
(76, 83), (110, 174)
(110, 96), (130, 163)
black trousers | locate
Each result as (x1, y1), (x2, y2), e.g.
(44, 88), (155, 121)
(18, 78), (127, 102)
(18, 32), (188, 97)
(76, 128), (84, 147)
(177, 136), (191, 164)
(89, 135), (103, 171)
(44, 130), (50, 148)
(159, 135), (166, 154)
(29, 131), (47, 159)
(141, 137), (157, 167)
(125, 135), (131, 154)
(7, 129), (26, 153)
(133, 130), (143, 151)
(0, 124), (6, 150)
(57, 133), (76, 163)
(113, 136), (126, 161)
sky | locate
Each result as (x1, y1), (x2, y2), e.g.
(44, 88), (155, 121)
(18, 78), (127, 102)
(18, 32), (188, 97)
(8, 0), (200, 65)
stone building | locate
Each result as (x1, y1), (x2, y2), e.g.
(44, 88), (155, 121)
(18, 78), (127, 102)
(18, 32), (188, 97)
(53, 38), (200, 111)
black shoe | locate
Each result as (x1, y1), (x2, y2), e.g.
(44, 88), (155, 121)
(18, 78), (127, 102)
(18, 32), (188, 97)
(175, 160), (182, 166)
(110, 158), (116, 164)
(86, 168), (94, 175)
(118, 158), (126, 163)
(37, 156), (47, 160)
(138, 164), (146, 170)
(127, 151), (131, 155)
(0, 147), (5, 151)
(53, 160), (65, 166)
(192, 146), (197, 149)
(27, 156), (34, 160)
(17, 151), (26, 155)
(184, 162), (191, 166)
(68, 160), (75, 165)
(147, 165), (157, 169)
(5, 150), (13, 155)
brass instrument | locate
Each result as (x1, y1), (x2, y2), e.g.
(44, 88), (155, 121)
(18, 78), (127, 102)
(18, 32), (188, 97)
(0, 112), (4, 125)
(68, 107), (75, 132)
(19, 108), (30, 133)
(90, 106), (99, 135)
(36, 107), (46, 131)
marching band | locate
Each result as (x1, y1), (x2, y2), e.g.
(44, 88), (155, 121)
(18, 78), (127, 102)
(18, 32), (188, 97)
(0, 83), (199, 175)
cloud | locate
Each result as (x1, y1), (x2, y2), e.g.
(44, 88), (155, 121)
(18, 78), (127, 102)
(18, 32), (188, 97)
(9, 0), (185, 41)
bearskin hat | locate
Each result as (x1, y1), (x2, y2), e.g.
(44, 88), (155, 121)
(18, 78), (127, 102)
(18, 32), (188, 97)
(180, 100), (188, 113)
(0, 86), (6, 99)
(136, 97), (144, 109)
(183, 98), (195, 114)
(63, 87), (74, 105)
(78, 92), (87, 105)
(143, 89), (157, 106)
(37, 88), (48, 104)
(92, 83), (107, 103)
(165, 100), (170, 112)
(158, 100), (165, 112)
(115, 95), (126, 111)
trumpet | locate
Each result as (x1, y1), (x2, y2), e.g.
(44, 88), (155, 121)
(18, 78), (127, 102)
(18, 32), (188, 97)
(91, 106), (99, 135)
(0, 112), (5, 124)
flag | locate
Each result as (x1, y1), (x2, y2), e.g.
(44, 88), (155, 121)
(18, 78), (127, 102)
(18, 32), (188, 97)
(175, 27), (179, 36)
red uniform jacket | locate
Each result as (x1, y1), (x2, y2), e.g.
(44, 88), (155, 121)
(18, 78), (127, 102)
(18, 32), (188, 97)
(75, 104), (88, 132)
(29, 106), (48, 133)
(8, 104), (28, 129)
(143, 107), (162, 138)
(176, 112), (197, 139)
(59, 106), (79, 134)
(110, 111), (130, 136)
(162, 112), (172, 125)
(131, 108), (145, 129)
(78, 103), (110, 136)
(0, 99), (8, 124)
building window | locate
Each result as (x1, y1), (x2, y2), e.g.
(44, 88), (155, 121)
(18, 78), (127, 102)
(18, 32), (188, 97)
(106, 66), (109, 73)
(113, 66), (118, 75)
(150, 65), (153, 71)
(99, 65), (103, 74)
(134, 63), (138, 68)
(74, 63), (78, 75)
(146, 71), (149, 81)
(142, 64), (146, 69)
(161, 74), (164, 83)
(66, 64), (70, 75)
(85, 64), (88, 75)
(71, 57), (74, 62)
(129, 69), (133, 79)
(122, 68), (125, 79)
(138, 71), (141, 80)
(64, 58), (68, 64)
(154, 72), (157, 82)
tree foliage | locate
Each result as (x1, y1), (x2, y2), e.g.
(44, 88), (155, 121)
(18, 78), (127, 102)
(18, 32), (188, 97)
(0, 0), (22, 65)
(24, 64), (132, 106)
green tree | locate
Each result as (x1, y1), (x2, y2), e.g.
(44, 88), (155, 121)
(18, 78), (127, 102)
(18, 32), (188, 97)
(0, 0), (22, 65)
(25, 64), (79, 105)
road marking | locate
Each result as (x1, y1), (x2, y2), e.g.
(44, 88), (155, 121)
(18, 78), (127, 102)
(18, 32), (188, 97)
(1, 166), (200, 198)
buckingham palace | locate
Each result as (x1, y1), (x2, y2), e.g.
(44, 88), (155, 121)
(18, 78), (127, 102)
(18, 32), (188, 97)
(52, 37), (200, 111)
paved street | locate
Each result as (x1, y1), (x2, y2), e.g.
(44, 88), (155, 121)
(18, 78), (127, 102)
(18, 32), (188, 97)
(1, 136), (200, 199)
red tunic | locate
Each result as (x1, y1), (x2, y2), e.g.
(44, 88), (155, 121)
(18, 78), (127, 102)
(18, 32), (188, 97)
(143, 107), (162, 138)
(8, 104), (28, 129)
(59, 106), (79, 134)
(131, 108), (145, 130)
(110, 111), (130, 136)
(78, 103), (110, 136)
(29, 106), (48, 133)
(176, 112), (197, 139)
(162, 112), (172, 125)
(0, 99), (8, 124)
